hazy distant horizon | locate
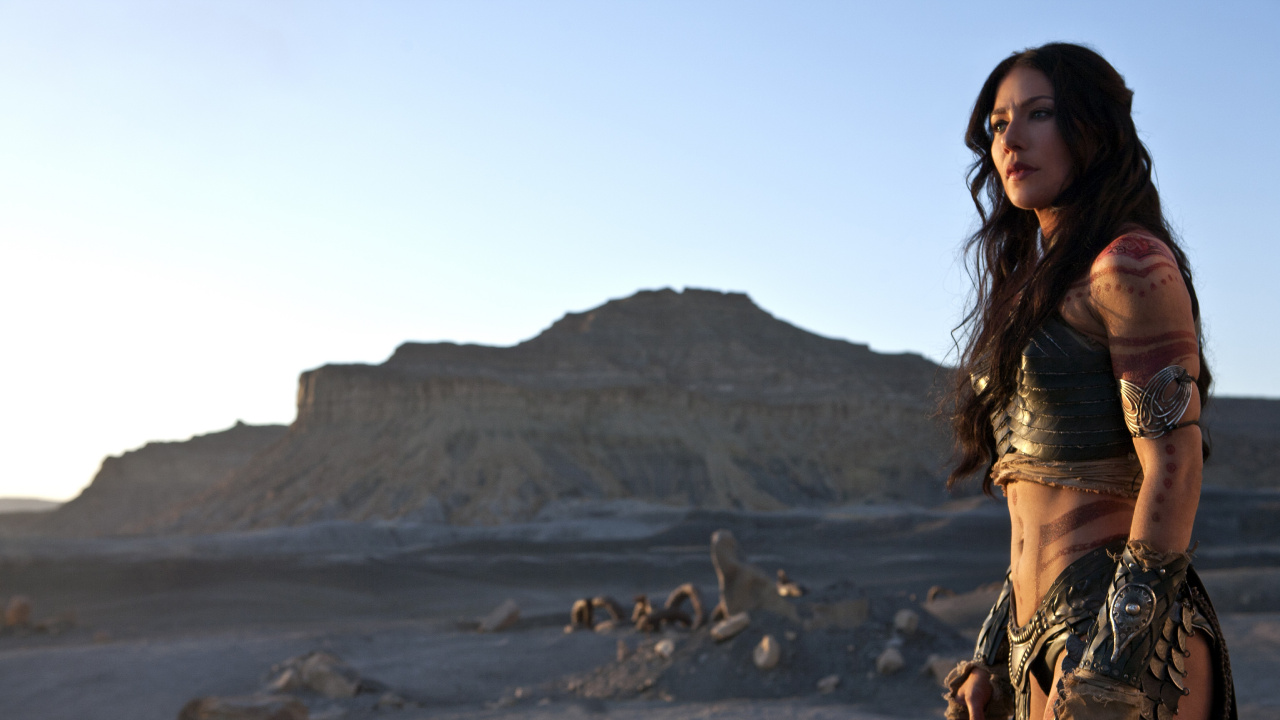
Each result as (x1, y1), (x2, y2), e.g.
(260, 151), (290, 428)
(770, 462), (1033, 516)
(3, 1), (1277, 501)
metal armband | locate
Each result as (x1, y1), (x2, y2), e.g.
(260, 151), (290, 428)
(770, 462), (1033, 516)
(1118, 366), (1195, 439)
(1068, 541), (1194, 720)
(974, 571), (1013, 666)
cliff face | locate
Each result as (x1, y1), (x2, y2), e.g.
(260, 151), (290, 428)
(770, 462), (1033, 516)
(1200, 397), (1280, 489)
(29, 421), (287, 537)
(157, 289), (953, 532)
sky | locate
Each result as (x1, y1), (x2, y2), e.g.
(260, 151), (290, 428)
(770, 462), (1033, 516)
(1, 1), (1277, 502)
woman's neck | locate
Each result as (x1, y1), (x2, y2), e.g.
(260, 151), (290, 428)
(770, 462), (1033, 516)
(1036, 207), (1059, 239)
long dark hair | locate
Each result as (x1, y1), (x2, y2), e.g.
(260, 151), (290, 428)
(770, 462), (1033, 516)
(948, 43), (1211, 492)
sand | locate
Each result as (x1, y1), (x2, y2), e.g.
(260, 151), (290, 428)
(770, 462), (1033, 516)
(1, 491), (1278, 720)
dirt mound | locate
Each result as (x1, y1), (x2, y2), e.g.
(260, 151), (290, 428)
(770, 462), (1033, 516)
(557, 588), (968, 715)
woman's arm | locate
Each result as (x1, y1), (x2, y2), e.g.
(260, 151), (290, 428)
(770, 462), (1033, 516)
(1087, 233), (1202, 551)
(1055, 233), (1204, 717)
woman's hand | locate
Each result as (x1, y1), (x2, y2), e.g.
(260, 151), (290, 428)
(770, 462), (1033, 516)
(954, 666), (993, 720)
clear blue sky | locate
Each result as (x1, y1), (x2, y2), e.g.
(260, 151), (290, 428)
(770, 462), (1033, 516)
(2, 1), (1277, 501)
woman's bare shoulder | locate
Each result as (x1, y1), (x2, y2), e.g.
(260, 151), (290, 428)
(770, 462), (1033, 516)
(1085, 231), (1198, 382)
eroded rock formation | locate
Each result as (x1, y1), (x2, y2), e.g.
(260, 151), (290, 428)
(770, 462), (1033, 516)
(156, 288), (952, 532)
(27, 421), (286, 537)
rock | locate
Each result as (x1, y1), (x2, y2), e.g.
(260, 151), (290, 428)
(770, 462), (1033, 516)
(924, 584), (1003, 630)
(922, 654), (962, 687)
(893, 608), (919, 635)
(654, 638), (676, 658)
(479, 599), (520, 633)
(816, 674), (840, 694)
(141, 289), (953, 535)
(264, 668), (301, 693)
(33, 421), (287, 539)
(752, 635), (781, 670)
(298, 652), (361, 699)
(178, 694), (308, 720)
(927, 585), (955, 602)
(4, 596), (32, 627)
(807, 599), (869, 630)
(784, 630), (798, 641)
(594, 619), (619, 633)
(876, 647), (905, 675)
(663, 583), (706, 630)
(710, 530), (798, 621)
(709, 611), (751, 642)
(92, 630), (112, 643)
(616, 639), (630, 661)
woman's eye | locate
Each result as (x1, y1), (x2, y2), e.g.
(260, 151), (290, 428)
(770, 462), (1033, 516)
(1031, 108), (1054, 119)
(991, 119), (1007, 133)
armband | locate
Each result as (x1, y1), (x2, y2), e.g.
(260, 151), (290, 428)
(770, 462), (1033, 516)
(1118, 366), (1195, 439)
(1059, 541), (1193, 720)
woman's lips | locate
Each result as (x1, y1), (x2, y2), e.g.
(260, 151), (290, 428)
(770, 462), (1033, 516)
(1007, 162), (1037, 181)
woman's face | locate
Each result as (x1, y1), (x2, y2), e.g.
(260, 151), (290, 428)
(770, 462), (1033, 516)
(989, 67), (1072, 212)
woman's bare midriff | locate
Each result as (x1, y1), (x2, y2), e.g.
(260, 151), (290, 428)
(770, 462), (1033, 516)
(1005, 480), (1134, 626)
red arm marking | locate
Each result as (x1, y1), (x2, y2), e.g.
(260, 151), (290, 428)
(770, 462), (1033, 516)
(1103, 235), (1177, 262)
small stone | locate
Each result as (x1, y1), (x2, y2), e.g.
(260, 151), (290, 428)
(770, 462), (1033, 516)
(816, 674), (840, 693)
(752, 635), (781, 670)
(784, 630), (798, 642)
(594, 619), (619, 633)
(92, 630), (112, 644)
(654, 638), (676, 658)
(4, 596), (32, 627)
(478, 599), (521, 633)
(710, 611), (750, 641)
(616, 639), (630, 661)
(876, 647), (905, 675)
(893, 608), (919, 635)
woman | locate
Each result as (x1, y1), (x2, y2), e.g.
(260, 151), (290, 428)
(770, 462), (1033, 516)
(942, 44), (1236, 720)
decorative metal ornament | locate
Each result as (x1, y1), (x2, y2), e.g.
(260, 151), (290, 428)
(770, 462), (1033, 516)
(1119, 365), (1195, 438)
(1110, 582), (1157, 661)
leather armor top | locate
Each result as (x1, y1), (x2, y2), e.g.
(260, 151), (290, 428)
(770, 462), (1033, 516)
(986, 314), (1134, 462)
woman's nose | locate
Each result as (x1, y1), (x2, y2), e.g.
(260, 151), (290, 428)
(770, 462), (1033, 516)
(1001, 119), (1025, 151)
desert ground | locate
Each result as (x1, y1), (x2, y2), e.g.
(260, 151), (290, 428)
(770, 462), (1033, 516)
(2, 490), (1280, 720)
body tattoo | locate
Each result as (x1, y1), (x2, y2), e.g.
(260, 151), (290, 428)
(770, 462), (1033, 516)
(1104, 235), (1176, 262)
(1034, 499), (1131, 595)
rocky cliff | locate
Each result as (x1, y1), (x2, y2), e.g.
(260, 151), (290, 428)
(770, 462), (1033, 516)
(23, 288), (1273, 538)
(22, 421), (287, 537)
(154, 289), (953, 532)
(1200, 397), (1280, 489)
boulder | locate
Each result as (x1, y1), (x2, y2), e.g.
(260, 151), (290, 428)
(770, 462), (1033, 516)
(298, 652), (361, 699)
(922, 654), (963, 687)
(177, 694), (308, 720)
(710, 530), (798, 621)
(654, 638), (676, 659)
(479, 599), (520, 633)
